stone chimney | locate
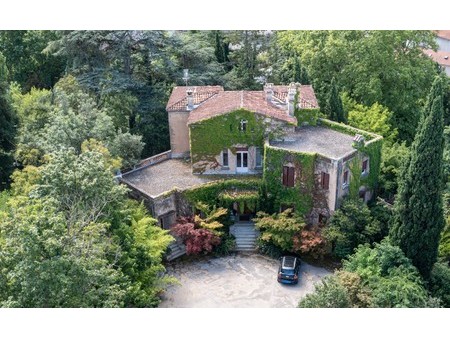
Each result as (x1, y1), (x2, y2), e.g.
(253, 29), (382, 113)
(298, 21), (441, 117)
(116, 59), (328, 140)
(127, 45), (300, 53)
(287, 82), (296, 116)
(264, 83), (273, 102)
(186, 88), (194, 111)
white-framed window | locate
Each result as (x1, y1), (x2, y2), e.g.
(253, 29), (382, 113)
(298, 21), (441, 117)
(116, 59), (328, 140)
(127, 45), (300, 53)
(255, 147), (262, 168)
(239, 119), (248, 132)
(222, 149), (229, 167)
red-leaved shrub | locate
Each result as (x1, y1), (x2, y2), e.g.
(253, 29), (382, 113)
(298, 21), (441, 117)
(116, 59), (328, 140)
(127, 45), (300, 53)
(171, 216), (221, 255)
(293, 225), (330, 259)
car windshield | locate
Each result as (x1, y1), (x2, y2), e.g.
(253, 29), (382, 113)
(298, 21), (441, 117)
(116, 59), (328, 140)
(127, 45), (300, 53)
(281, 268), (295, 275)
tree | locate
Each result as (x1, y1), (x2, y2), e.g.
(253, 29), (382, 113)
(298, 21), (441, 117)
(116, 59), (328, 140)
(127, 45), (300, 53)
(0, 53), (17, 189)
(0, 31), (65, 91)
(324, 199), (386, 259)
(390, 76), (445, 279)
(300, 241), (439, 308)
(276, 30), (438, 141)
(378, 142), (409, 201)
(343, 93), (398, 145)
(254, 209), (305, 252)
(325, 77), (346, 123)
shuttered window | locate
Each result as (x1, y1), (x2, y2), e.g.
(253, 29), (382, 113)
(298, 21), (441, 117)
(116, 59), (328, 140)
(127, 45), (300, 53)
(282, 166), (295, 187)
(321, 172), (330, 190)
(343, 170), (349, 185)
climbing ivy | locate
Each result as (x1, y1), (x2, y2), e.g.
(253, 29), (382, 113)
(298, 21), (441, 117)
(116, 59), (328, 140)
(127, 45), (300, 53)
(294, 90), (320, 125)
(263, 144), (316, 216)
(318, 118), (379, 141)
(189, 109), (287, 173)
(183, 177), (262, 209)
(347, 139), (383, 199)
(218, 189), (260, 213)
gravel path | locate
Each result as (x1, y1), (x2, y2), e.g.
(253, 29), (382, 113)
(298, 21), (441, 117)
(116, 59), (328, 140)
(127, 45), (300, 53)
(159, 253), (331, 308)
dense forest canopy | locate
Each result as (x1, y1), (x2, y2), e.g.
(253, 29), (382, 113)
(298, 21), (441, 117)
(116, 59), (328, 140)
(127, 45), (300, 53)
(1, 30), (450, 308)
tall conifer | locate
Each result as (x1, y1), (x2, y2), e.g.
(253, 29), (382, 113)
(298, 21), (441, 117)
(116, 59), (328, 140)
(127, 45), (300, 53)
(390, 76), (445, 279)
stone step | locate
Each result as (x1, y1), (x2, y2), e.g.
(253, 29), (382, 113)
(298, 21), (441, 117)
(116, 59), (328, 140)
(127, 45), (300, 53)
(235, 238), (257, 244)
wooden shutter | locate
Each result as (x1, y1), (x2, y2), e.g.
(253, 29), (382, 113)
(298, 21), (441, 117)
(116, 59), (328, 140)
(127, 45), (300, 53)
(288, 167), (295, 187)
(282, 166), (288, 186)
(321, 172), (329, 189)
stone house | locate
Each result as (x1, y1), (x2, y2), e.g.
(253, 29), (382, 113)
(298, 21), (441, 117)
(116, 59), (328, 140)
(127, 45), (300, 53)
(119, 83), (382, 258)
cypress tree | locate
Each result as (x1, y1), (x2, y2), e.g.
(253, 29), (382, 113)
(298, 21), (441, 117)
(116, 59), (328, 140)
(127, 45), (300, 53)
(326, 78), (346, 123)
(0, 53), (17, 189)
(390, 76), (445, 279)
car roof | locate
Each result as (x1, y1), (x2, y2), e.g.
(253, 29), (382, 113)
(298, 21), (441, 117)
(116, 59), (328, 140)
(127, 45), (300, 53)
(281, 256), (297, 269)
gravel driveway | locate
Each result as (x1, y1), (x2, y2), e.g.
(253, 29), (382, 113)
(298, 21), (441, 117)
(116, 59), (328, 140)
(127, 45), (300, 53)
(159, 253), (331, 308)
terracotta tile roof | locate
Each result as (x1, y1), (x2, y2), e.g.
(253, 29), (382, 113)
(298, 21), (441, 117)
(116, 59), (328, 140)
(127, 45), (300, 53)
(423, 48), (450, 67)
(187, 91), (297, 125)
(166, 86), (224, 111)
(436, 30), (450, 40)
(298, 85), (319, 109)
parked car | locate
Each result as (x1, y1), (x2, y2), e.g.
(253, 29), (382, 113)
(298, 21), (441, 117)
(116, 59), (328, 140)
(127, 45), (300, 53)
(277, 256), (301, 284)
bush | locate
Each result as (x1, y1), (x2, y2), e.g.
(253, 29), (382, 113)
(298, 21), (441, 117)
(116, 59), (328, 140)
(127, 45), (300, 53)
(324, 199), (384, 259)
(293, 225), (330, 260)
(254, 209), (305, 252)
(298, 275), (352, 308)
(256, 237), (284, 259)
(171, 217), (221, 255)
(213, 234), (236, 256)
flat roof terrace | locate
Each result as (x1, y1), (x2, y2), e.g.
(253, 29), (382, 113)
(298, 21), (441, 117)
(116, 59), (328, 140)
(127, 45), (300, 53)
(269, 125), (356, 160)
(121, 158), (219, 198)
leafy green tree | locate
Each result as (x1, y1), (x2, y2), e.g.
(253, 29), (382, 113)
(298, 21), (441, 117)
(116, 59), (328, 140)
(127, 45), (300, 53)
(378, 142), (409, 201)
(0, 31), (65, 91)
(0, 196), (127, 307)
(343, 93), (398, 145)
(112, 200), (175, 307)
(324, 77), (346, 123)
(325, 199), (385, 259)
(276, 30), (438, 141)
(299, 274), (352, 308)
(0, 53), (17, 189)
(390, 76), (445, 279)
(301, 241), (439, 308)
(254, 209), (305, 252)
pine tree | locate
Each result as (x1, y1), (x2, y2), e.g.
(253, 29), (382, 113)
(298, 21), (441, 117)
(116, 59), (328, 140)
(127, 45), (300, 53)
(390, 76), (445, 279)
(326, 78), (346, 123)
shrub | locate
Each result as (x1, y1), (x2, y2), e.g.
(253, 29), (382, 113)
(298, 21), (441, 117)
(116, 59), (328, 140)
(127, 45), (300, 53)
(324, 199), (383, 259)
(213, 234), (236, 256)
(171, 219), (221, 255)
(256, 237), (284, 259)
(254, 209), (305, 252)
(293, 225), (330, 260)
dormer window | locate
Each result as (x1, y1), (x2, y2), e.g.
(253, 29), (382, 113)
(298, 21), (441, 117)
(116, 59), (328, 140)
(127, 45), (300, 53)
(240, 120), (248, 132)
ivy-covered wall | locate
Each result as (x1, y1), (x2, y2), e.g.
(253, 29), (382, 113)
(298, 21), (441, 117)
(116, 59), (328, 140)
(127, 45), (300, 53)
(189, 109), (287, 173)
(347, 139), (383, 199)
(263, 144), (317, 216)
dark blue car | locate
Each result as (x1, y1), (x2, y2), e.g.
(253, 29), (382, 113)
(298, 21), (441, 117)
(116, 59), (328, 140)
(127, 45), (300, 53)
(277, 256), (301, 284)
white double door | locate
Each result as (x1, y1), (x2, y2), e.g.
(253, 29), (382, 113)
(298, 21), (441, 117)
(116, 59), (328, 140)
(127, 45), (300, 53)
(236, 151), (249, 173)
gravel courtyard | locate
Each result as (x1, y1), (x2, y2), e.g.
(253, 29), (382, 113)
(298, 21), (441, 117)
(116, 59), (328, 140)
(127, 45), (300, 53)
(159, 253), (331, 308)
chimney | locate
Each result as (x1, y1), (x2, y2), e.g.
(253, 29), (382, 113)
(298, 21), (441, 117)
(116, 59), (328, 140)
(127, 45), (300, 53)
(287, 82), (296, 116)
(264, 83), (273, 102)
(186, 88), (194, 111)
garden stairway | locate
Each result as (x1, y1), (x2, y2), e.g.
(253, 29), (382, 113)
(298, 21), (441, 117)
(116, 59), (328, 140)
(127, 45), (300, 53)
(230, 222), (259, 252)
(165, 240), (186, 261)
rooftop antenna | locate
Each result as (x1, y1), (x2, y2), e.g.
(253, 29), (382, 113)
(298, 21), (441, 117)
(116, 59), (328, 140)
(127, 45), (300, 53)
(183, 69), (190, 87)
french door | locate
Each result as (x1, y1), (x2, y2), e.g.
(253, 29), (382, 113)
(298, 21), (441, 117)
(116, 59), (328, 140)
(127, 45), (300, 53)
(236, 151), (249, 173)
